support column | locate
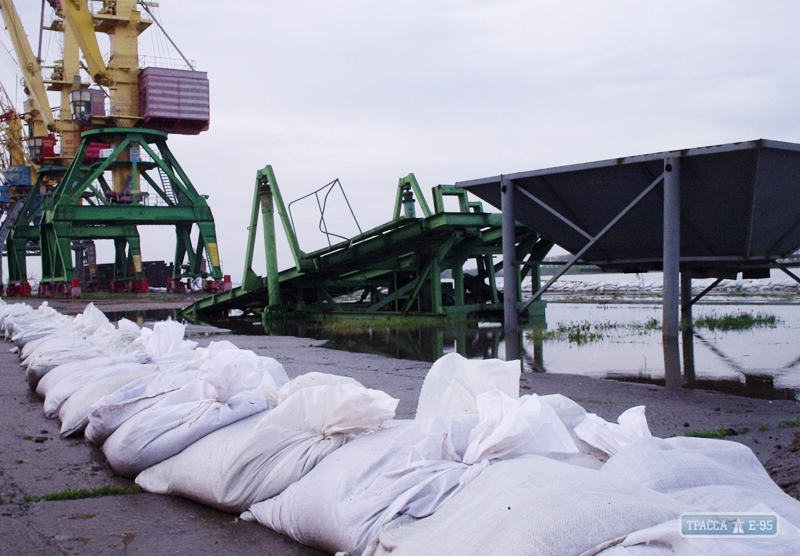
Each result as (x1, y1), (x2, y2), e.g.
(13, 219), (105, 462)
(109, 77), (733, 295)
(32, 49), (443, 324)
(681, 272), (696, 385)
(663, 157), (681, 390)
(260, 182), (281, 309)
(501, 176), (520, 361)
(453, 262), (465, 307)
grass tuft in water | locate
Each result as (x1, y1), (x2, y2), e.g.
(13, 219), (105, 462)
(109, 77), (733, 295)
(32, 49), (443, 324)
(527, 317), (663, 345)
(532, 310), (781, 345)
(693, 312), (780, 332)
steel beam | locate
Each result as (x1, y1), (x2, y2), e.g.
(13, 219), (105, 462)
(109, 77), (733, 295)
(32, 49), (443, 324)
(501, 176), (519, 361)
(681, 273), (695, 385)
(259, 175), (281, 309)
(663, 157), (681, 390)
(684, 277), (724, 308)
(520, 172), (665, 312)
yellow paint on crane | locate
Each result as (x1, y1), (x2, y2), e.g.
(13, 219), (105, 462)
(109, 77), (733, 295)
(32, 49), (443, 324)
(133, 254), (143, 274)
(206, 243), (220, 268)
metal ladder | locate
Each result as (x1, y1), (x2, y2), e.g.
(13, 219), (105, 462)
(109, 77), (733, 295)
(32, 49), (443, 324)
(158, 167), (179, 205)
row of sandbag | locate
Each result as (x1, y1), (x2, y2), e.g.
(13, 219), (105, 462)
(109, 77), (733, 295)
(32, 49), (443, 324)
(0, 300), (637, 554)
(0, 301), (397, 489)
(5, 301), (800, 555)
(240, 354), (800, 556)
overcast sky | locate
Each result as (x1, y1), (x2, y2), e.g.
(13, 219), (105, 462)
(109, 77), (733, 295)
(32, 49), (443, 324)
(2, 1), (800, 281)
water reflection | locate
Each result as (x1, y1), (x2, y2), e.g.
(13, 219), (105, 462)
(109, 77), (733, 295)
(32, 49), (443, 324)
(189, 302), (800, 401)
(104, 309), (176, 324)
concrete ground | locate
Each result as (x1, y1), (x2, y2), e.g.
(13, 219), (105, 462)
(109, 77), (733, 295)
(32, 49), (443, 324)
(1, 296), (800, 554)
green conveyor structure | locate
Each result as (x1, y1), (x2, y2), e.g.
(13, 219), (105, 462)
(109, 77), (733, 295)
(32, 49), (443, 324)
(182, 165), (552, 325)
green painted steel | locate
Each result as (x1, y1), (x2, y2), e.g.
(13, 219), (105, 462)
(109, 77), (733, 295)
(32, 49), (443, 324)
(182, 165), (551, 325)
(5, 166), (66, 283)
(31, 128), (223, 284)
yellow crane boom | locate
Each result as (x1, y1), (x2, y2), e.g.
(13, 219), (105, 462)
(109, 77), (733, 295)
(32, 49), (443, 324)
(0, 0), (53, 136)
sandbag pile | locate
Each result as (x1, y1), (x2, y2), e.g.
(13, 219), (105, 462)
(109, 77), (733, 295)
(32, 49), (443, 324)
(242, 353), (800, 555)
(0, 300), (398, 514)
(2, 300), (800, 555)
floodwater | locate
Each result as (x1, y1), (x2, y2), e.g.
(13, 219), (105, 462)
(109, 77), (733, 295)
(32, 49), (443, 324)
(140, 270), (800, 400)
(521, 302), (800, 399)
(265, 300), (800, 400)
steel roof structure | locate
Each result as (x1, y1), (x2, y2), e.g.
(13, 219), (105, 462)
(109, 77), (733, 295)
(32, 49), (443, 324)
(457, 139), (800, 386)
(457, 139), (800, 274)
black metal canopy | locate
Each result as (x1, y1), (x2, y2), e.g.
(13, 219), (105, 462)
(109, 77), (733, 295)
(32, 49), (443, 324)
(457, 139), (800, 275)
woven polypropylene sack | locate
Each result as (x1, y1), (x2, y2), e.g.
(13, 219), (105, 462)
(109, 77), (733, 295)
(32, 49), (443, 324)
(136, 380), (397, 512)
(415, 353), (520, 420)
(59, 367), (156, 437)
(374, 455), (686, 556)
(601, 436), (800, 528)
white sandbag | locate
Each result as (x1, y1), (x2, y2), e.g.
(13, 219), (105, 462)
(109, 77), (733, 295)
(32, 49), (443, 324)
(132, 320), (197, 359)
(244, 391), (578, 556)
(26, 344), (108, 379)
(574, 405), (651, 456)
(12, 319), (71, 347)
(39, 356), (153, 418)
(276, 371), (361, 404)
(0, 301), (34, 334)
(58, 367), (157, 437)
(9, 303), (73, 346)
(85, 369), (202, 446)
(266, 380), (399, 435)
(463, 391), (577, 462)
(415, 352), (520, 420)
(36, 354), (144, 399)
(601, 436), (800, 528)
(540, 393), (609, 466)
(39, 320), (204, 418)
(23, 337), (103, 388)
(136, 379), (397, 513)
(373, 455), (686, 556)
(596, 505), (800, 556)
(23, 317), (143, 387)
(243, 420), (462, 556)
(84, 342), (252, 443)
(66, 303), (112, 336)
(87, 318), (141, 351)
(194, 346), (286, 405)
(16, 303), (113, 350)
(21, 332), (83, 366)
(102, 363), (271, 477)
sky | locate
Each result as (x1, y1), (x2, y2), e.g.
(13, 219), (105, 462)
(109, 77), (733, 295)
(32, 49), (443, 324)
(1, 1), (800, 282)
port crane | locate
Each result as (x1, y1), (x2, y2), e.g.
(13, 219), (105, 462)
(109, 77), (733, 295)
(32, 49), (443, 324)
(0, 0), (224, 296)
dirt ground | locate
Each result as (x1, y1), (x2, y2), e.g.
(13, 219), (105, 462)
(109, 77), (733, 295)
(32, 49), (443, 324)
(1, 294), (799, 554)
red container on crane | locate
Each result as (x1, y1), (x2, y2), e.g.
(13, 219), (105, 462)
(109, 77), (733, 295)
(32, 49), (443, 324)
(138, 67), (210, 135)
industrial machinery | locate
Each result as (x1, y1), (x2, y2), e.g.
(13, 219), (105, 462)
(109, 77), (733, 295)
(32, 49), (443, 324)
(182, 166), (552, 328)
(0, 0), (223, 296)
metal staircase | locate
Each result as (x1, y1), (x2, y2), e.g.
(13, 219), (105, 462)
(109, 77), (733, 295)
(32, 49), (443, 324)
(0, 200), (25, 245)
(158, 166), (178, 205)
